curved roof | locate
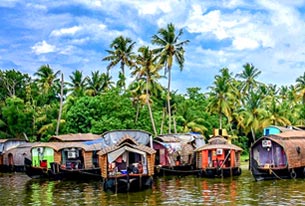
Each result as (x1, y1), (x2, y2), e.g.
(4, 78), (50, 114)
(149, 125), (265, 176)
(252, 130), (305, 169)
(49, 133), (101, 142)
(196, 136), (242, 152)
(31, 142), (101, 152)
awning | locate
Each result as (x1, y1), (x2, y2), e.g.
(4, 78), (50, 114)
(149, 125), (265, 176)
(107, 146), (146, 163)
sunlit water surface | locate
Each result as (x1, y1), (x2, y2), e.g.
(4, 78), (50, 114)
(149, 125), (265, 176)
(1, 167), (305, 206)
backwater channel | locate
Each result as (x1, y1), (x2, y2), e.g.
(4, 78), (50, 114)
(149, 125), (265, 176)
(1, 164), (305, 206)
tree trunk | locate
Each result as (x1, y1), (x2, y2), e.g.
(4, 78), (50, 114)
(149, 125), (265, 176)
(173, 115), (177, 133)
(167, 67), (172, 133)
(251, 127), (256, 142)
(219, 112), (223, 129)
(56, 73), (64, 136)
(146, 78), (157, 136)
(160, 107), (166, 135)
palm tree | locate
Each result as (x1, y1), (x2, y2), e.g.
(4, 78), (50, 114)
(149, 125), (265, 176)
(151, 23), (189, 133)
(236, 63), (262, 97)
(102, 35), (136, 90)
(296, 72), (305, 104)
(34, 64), (60, 104)
(86, 71), (104, 96)
(67, 70), (88, 97)
(132, 46), (163, 136)
(128, 80), (147, 124)
(206, 68), (235, 129)
(239, 89), (268, 142)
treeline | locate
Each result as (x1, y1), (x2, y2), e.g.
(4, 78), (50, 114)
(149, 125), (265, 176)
(0, 23), (305, 154)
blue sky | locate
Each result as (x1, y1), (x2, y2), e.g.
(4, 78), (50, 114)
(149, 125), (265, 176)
(1, 0), (305, 94)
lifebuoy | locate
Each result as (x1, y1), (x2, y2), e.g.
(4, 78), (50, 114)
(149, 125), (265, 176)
(290, 169), (297, 179)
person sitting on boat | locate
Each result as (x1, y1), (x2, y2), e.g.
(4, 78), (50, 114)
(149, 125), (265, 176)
(115, 156), (127, 171)
(138, 161), (143, 174)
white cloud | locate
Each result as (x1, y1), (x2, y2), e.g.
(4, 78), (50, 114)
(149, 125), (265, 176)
(50, 26), (82, 37)
(232, 37), (259, 50)
(134, 1), (173, 15)
(31, 41), (56, 55)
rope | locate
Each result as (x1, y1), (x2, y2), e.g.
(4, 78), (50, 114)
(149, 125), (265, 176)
(268, 168), (283, 180)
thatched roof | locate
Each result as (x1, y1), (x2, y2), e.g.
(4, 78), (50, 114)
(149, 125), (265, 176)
(49, 133), (101, 142)
(254, 130), (305, 169)
(196, 136), (242, 152)
(32, 141), (101, 152)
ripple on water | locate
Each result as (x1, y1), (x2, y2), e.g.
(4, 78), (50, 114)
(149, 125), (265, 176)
(1, 170), (305, 205)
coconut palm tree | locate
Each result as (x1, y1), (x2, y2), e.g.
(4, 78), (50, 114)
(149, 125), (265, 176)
(236, 63), (262, 98)
(151, 23), (189, 133)
(34, 64), (60, 104)
(296, 72), (305, 104)
(206, 68), (235, 129)
(67, 70), (88, 97)
(239, 88), (268, 142)
(86, 71), (104, 96)
(128, 80), (146, 124)
(132, 46), (163, 136)
(102, 35), (136, 90)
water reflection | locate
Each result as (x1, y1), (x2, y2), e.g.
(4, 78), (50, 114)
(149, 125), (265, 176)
(1, 169), (305, 205)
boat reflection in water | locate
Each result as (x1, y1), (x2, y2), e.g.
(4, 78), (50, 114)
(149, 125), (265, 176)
(2, 170), (305, 205)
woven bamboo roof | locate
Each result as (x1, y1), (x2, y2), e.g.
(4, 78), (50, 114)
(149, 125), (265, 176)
(253, 130), (305, 169)
(32, 141), (101, 152)
(49, 133), (101, 142)
(196, 136), (242, 152)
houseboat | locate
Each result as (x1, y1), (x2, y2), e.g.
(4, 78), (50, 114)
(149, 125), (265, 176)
(153, 133), (205, 176)
(0, 139), (27, 172)
(2, 142), (39, 172)
(24, 141), (102, 180)
(98, 130), (155, 193)
(195, 129), (243, 178)
(250, 130), (305, 181)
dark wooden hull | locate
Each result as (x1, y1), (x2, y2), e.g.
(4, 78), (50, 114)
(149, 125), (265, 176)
(0, 165), (26, 173)
(198, 167), (242, 178)
(24, 158), (101, 180)
(58, 167), (101, 180)
(154, 165), (199, 176)
(250, 161), (305, 181)
(103, 174), (153, 193)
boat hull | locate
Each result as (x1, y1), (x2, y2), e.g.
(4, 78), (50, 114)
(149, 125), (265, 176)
(24, 158), (101, 180)
(103, 174), (153, 193)
(154, 165), (198, 176)
(250, 163), (305, 181)
(198, 167), (242, 178)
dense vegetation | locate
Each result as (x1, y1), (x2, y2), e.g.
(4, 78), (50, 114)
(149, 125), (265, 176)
(1, 23), (305, 154)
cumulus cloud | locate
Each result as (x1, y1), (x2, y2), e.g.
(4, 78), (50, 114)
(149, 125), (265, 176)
(50, 26), (82, 37)
(31, 41), (56, 55)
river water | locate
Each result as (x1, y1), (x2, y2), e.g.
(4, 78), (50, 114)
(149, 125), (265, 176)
(1, 166), (305, 206)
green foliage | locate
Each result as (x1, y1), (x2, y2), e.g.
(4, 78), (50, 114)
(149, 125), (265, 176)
(232, 135), (249, 155)
(1, 97), (34, 138)
(63, 89), (137, 134)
